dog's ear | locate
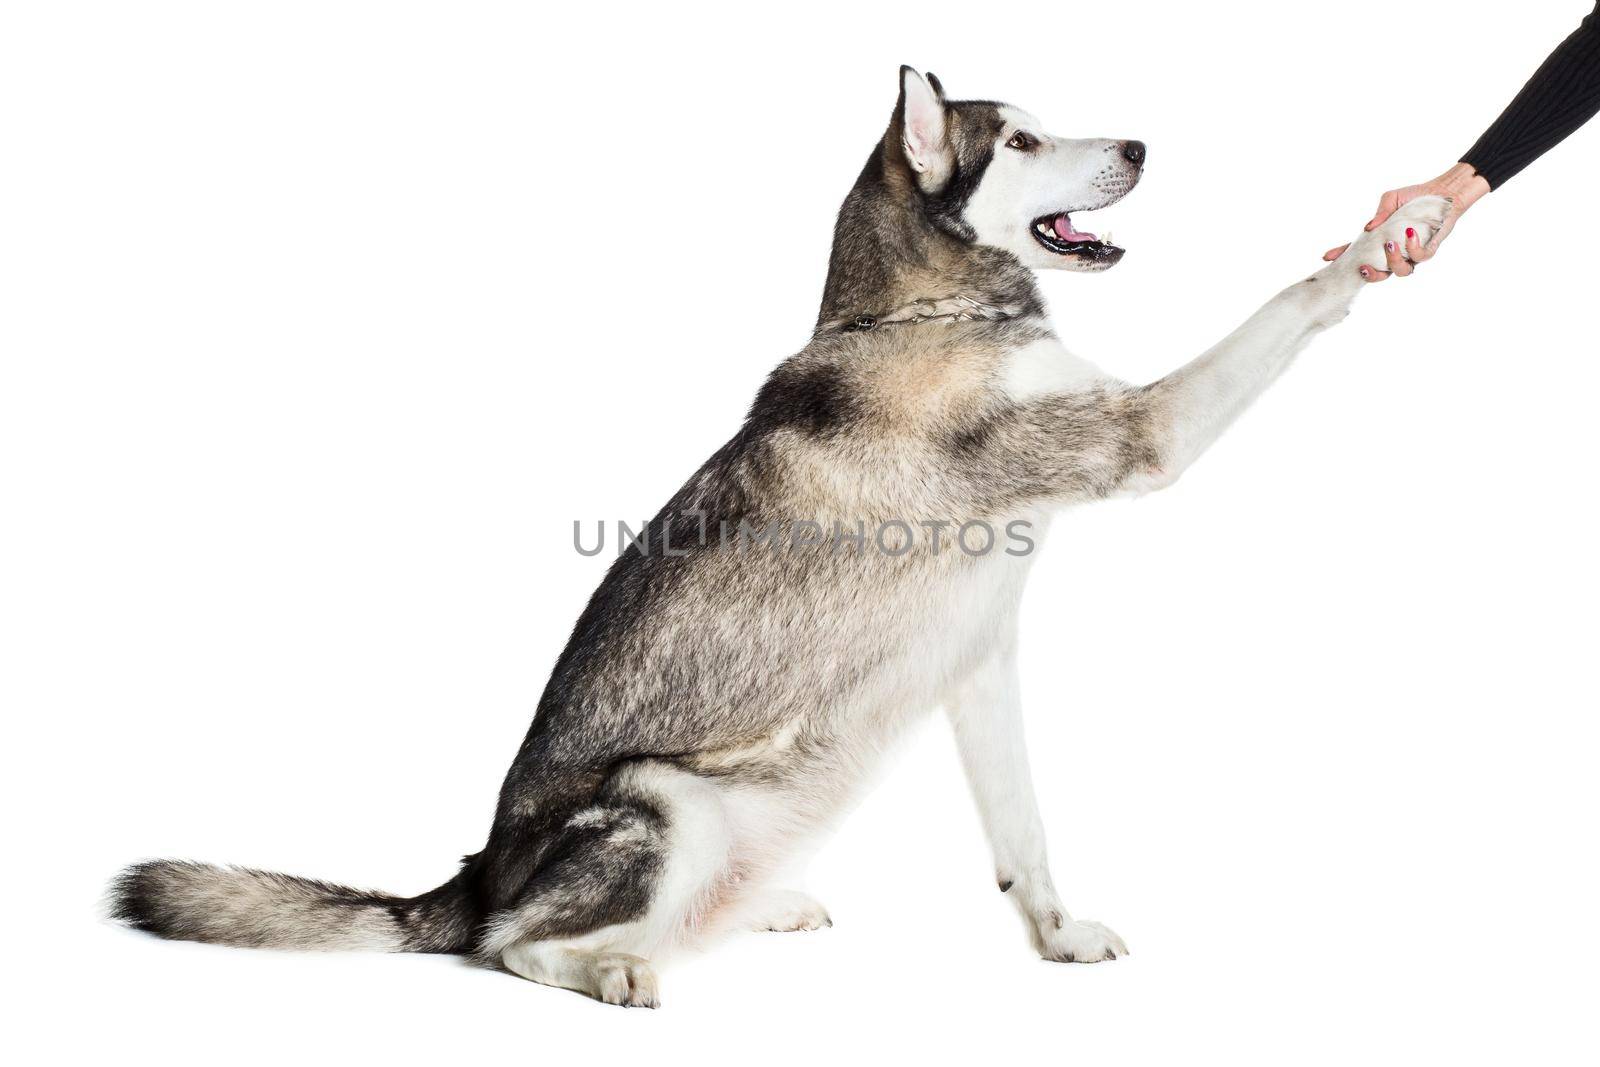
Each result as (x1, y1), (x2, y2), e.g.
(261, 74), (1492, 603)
(897, 66), (952, 189)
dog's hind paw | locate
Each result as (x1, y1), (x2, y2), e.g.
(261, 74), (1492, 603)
(502, 943), (661, 1008)
(592, 953), (661, 1008)
(1039, 917), (1128, 964)
(747, 888), (832, 932)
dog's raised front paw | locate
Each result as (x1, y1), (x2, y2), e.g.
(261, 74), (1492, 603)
(1038, 916), (1128, 964)
(1342, 195), (1452, 275)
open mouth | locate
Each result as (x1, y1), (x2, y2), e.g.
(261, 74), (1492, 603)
(1030, 212), (1123, 263)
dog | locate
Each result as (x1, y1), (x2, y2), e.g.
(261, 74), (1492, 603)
(111, 67), (1448, 1007)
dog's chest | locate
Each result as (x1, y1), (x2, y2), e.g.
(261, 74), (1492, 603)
(996, 335), (1111, 402)
(687, 513), (1049, 794)
(809, 513), (1051, 749)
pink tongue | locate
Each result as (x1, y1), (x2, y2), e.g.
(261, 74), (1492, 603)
(1052, 213), (1097, 242)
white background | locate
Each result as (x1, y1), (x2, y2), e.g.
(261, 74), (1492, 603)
(4, 1), (1597, 1062)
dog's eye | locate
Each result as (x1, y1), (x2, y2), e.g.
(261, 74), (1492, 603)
(1006, 131), (1038, 151)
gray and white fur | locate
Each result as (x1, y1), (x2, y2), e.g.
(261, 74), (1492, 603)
(111, 67), (1448, 1007)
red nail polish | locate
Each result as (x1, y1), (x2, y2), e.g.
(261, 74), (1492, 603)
(1406, 227), (1416, 240)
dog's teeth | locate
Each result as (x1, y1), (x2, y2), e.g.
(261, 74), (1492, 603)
(1102, 230), (1114, 245)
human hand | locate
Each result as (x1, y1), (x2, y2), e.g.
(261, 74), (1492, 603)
(1326, 196), (1451, 281)
(1321, 163), (1491, 282)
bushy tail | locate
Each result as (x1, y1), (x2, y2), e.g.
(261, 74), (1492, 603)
(108, 859), (478, 954)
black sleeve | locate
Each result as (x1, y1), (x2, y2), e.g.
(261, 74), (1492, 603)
(1460, 1), (1600, 188)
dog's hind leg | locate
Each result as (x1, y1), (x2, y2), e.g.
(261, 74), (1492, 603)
(485, 761), (735, 1008)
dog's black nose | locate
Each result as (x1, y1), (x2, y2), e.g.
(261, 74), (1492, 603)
(1121, 140), (1146, 166)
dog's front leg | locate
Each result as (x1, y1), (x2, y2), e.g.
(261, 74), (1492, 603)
(947, 644), (1127, 964)
(1131, 196), (1452, 491)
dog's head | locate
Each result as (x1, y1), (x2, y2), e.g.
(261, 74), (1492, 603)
(893, 66), (1144, 273)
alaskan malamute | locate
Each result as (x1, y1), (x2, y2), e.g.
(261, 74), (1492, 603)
(112, 68), (1448, 1007)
